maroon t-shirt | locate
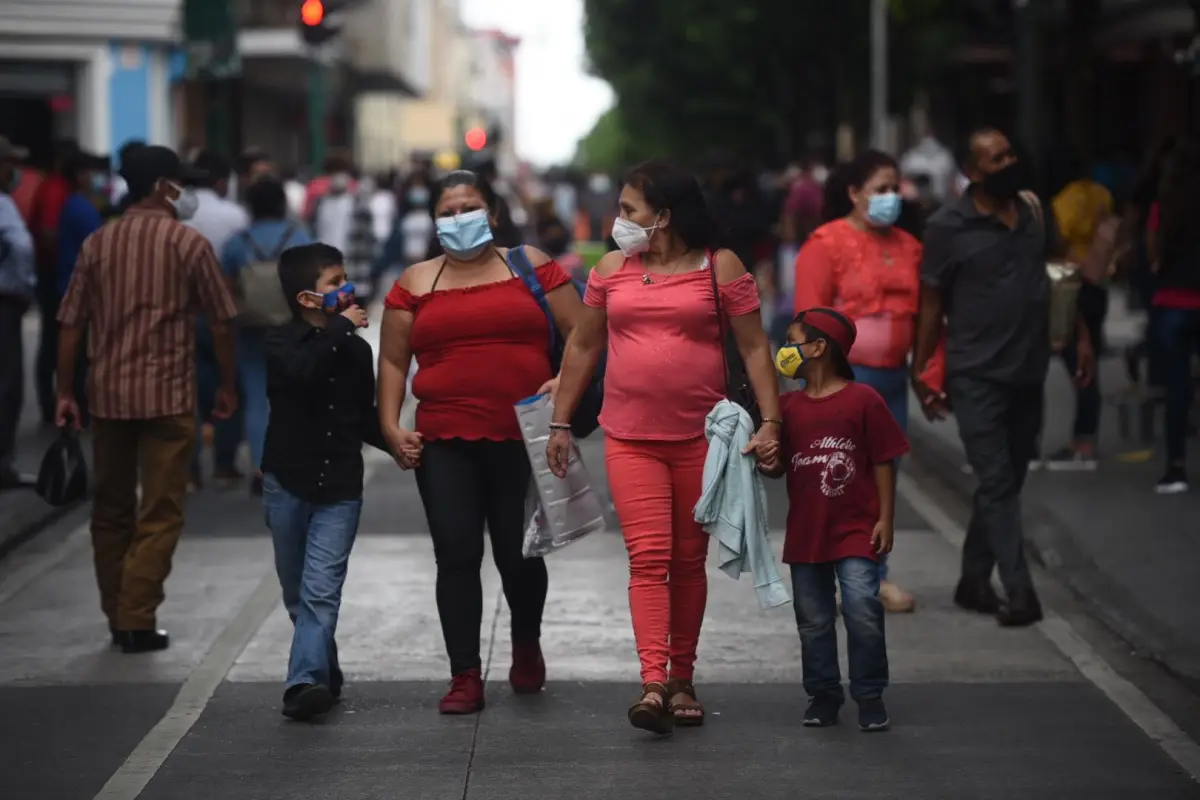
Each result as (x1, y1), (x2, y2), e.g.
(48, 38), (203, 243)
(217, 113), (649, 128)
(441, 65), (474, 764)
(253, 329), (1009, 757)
(779, 383), (910, 564)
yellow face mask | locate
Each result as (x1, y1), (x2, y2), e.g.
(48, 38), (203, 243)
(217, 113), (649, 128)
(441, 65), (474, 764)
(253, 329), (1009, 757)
(775, 344), (805, 380)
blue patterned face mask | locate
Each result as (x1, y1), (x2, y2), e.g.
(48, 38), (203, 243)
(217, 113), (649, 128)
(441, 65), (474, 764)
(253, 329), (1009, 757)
(435, 209), (493, 259)
(866, 192), (902, 227)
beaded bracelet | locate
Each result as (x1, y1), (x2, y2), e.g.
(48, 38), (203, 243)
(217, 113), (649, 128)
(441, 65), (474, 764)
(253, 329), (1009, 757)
(548, 422), (572, 431)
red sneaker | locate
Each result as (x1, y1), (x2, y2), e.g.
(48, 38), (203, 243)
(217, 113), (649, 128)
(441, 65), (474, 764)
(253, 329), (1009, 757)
(439, 669), (485, 715)
(509, 640), (546, 694)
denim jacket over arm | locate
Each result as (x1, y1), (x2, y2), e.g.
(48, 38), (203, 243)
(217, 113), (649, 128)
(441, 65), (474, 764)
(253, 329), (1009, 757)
(693, 399), (791, 610)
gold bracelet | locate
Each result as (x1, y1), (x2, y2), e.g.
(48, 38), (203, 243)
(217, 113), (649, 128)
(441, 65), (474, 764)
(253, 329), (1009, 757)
(761, 418), (783, 426)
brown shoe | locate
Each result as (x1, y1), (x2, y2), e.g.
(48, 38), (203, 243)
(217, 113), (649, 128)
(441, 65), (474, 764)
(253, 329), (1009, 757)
(879, 581), (915, 613)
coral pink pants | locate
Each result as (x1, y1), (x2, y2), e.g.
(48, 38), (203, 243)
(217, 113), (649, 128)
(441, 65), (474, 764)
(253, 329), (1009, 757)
(605, 435), (710, 685)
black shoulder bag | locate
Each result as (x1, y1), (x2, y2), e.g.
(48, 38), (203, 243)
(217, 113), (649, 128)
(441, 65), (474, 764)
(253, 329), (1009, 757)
(709, 250), (762, 426)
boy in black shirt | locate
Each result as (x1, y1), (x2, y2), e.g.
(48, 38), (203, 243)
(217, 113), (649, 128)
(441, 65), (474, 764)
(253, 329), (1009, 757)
(262, 243), (389, 721)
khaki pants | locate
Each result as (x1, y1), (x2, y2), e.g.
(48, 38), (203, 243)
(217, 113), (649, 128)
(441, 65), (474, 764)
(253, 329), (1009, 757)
(91, 414), (195, 631)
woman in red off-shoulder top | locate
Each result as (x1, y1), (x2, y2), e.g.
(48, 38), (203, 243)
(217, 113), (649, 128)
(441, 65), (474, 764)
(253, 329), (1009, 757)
(377, 170), (583, 715)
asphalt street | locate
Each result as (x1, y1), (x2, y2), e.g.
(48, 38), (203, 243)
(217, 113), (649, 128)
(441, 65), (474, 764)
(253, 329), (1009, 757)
(1, 426), (1199, 800)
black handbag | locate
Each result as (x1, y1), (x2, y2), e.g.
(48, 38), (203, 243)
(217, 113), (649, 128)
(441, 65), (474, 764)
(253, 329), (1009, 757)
(35, 423), (88, 507)
(709, 250), (762, 427)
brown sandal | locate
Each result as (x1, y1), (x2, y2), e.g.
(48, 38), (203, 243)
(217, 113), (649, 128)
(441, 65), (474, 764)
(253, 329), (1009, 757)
(667, 679), (705, 727)
(628, 682), (674, 735)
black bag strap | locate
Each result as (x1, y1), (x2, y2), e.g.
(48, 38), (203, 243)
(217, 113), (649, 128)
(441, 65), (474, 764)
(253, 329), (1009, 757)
(707, 249), (732, 385)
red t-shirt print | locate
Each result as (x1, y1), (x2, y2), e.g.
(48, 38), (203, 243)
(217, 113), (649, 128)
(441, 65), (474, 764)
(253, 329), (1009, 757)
(779, 383), (910, 565)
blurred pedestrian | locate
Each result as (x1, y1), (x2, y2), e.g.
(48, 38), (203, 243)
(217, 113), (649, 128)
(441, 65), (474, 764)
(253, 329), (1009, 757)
(0, 143), (35, 489)
(222, 178), (312, 495)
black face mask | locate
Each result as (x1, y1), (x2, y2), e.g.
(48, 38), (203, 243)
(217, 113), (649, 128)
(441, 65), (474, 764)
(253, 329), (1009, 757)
(981, 162), (1024, 200)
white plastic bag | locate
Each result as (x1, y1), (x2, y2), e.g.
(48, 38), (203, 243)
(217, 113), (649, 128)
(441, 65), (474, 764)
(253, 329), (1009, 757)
(515, 394), (606, 558)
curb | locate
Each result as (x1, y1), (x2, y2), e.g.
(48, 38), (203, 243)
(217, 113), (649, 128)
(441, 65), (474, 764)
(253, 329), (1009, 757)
(0, 490), (83, 562)
(907, 422), (1200, 692)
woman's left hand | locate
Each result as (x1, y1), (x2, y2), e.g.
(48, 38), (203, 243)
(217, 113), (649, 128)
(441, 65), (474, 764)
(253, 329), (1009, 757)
(743, 423), (781, 458)
(537, 376), (560, 400)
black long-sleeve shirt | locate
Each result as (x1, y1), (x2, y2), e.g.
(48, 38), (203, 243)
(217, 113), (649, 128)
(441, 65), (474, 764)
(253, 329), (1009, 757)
(261, 315), (388, 504)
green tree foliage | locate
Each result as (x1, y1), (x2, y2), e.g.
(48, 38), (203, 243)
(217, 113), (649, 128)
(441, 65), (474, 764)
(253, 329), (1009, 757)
(573, 107), (649, 174)
(581, 0), (973, 164)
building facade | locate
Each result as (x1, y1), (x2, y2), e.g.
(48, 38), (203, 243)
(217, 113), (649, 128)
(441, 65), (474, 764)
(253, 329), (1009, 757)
(0, 0), (182, 165)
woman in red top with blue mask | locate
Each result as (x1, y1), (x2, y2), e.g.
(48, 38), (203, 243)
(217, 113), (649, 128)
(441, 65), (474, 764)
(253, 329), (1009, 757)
(377, 170), (583, 715)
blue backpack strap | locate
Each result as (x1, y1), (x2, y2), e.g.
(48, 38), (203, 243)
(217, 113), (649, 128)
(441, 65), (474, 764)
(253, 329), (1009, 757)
(506, 245), (559, 348)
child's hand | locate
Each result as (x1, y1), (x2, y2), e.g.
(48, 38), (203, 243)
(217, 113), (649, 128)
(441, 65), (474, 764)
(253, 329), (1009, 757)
(871, 520), (894, 555)
(757, 453), (784, 476)
(341, 305), (369, 328)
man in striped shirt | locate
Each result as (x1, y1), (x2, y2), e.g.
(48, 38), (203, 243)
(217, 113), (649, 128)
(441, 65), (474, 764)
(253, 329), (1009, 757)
(55, 146), (240, 654)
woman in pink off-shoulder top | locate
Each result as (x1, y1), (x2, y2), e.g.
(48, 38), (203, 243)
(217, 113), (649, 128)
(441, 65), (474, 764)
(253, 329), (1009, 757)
(546, 160), (782, 734)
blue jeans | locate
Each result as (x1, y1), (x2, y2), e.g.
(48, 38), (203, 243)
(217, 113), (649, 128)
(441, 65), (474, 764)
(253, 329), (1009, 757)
(1153, 307), (1200, 467)
(263, 473), (362, 692)
(791, 558), (889, 703)
(238, 331), (269, 470)
(853, 365), (909, 582)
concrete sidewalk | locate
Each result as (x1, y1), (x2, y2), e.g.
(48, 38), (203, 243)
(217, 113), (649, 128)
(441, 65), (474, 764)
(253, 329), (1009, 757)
(908, 330), (1200, 689)
(0, 439), (1197, 799)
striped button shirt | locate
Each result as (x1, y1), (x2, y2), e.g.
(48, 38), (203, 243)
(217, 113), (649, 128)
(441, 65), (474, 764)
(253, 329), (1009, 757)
(57, 205), (238, 420)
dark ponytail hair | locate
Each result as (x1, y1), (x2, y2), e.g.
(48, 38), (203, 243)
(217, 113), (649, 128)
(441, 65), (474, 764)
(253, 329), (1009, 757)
(622, 159), (715, 251)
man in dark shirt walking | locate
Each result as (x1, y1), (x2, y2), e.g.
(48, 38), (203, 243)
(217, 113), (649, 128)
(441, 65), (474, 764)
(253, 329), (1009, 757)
(262, 243), (391, 721)
(912, 128), (1094, 627)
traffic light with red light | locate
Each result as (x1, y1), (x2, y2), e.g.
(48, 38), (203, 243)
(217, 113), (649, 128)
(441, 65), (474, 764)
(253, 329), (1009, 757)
(299, 0), (341, 47)
(464, 127), (488, 152)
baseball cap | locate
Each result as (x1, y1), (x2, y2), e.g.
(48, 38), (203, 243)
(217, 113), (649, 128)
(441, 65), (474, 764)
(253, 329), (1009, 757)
(794, 307), (858, 380)
(0, 136), (29, 162)
(119, 145), (205, 193)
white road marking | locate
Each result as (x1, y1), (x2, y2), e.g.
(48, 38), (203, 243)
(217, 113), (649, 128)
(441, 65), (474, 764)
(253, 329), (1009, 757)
(898, 472), (1200, 781)
(92, 460), (387, 799)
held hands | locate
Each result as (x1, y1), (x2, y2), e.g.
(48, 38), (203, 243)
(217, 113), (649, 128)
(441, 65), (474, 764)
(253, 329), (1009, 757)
(341, 305), (369, 329)
(871, 520), (894, 555)
(746, 423), (783, 476)
(386, 427), (424, 470)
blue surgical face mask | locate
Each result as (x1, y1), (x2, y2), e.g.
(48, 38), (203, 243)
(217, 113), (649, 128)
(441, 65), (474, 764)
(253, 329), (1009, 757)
(305, 282), (357, 312)
(866, 192), (902, 227)
(436, 209), (493, 259)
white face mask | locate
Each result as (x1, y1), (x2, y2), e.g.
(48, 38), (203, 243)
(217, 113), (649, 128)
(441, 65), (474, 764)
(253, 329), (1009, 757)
(165, 181), (199, 221)
(611, 216), (660, 257)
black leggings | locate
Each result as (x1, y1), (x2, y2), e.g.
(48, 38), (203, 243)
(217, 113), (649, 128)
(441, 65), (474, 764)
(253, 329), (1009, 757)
(415, 438), (548, 674)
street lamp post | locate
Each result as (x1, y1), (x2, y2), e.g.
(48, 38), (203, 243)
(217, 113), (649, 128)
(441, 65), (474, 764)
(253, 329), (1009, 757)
(870, 0), (888, 151)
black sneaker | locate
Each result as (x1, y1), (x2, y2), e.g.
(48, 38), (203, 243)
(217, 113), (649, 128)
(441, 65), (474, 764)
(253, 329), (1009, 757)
(858, 698), (890, 732)
(282, 683), (335, 721)
(802, 694), (842, 727)
(1155, 468), (1189, 495)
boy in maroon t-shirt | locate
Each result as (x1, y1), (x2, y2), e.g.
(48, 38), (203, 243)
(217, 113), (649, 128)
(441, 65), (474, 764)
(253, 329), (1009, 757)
(758, 308), (909, 732)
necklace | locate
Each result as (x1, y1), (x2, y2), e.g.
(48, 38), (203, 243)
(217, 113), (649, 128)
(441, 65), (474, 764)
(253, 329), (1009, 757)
(642, 252), (703, 285)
